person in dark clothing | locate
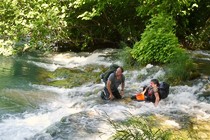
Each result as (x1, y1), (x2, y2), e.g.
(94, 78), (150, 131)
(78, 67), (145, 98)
(131, 79), (160, 107)
(101, 67), (125, 100)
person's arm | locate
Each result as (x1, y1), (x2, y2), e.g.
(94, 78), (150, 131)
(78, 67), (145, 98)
(120, 82), (125, 96)
(154, 91), (160, 107)
(142, 87), (148, 95)
(107, 80), (114, 100)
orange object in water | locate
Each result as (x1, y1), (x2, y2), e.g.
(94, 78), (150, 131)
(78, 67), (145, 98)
(136, 93), (145, 100)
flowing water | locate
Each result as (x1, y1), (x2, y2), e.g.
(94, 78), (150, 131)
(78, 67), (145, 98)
(0, 49), (210, 140)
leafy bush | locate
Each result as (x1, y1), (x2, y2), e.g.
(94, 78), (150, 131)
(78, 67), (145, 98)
(165, 48), (198, 84)
(131, 13), (179, 65)
(117, 42), (141, 69)
(109, 115), (201, 140)
(109, 116), (172, 140)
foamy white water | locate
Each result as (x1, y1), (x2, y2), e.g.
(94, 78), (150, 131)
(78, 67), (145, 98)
(0, 49), (210, 140)
(26, 49), (122, 71)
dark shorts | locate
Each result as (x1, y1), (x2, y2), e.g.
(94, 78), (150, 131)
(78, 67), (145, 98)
(101, 87), (122, 100)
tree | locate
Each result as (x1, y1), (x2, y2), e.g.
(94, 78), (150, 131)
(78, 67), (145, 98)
(0, 0), (68, 55)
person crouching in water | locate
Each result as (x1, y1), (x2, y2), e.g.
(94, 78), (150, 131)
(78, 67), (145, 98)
(101, 67), (125, 100)
(131, 79), (160, 107)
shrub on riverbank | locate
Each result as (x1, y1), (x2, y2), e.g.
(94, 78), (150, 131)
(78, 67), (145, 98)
(122, 13), (198, 84)
(165, 48), (199, 84)
(131, 13), (179, 65)
(109, 116), (203, 140)
(118, 46), (198, 85)
(109, 116), (172, 140)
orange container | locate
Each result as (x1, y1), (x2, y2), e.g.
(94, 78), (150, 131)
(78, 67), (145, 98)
(136, 93), (145, 100)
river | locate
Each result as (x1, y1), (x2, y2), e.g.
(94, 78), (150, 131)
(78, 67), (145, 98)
(0, 49), (210, 140)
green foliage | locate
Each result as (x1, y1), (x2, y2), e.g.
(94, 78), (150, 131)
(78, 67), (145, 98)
(136, 0), (198, 17)
(109, 115), (203, 140)
(178, 0), (210, 50)
(117, 43), (141, 69)
(136, 0), (210, 50)
(0, 0), (68, 55)
(65, 0), (143, 49)
(109, 116), (172, 140)
(0, 0), (208, 55)
(165, 48), (198, 84)
(131, 13), (179, 65)
(0, 0), (144, 55)
(185, 18), (210, 50)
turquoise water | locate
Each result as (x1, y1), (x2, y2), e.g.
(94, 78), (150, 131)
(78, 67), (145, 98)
(0, 55), (51, 115)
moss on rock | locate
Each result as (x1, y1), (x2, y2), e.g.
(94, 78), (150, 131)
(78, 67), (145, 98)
(34, 65), (105, 88)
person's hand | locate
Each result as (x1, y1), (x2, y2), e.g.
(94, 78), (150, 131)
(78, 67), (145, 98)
(109, 94), (114, 100)
(120, 90), (124, 97)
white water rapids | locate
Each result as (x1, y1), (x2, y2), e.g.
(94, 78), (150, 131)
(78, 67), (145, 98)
(0, 49), (209, 140)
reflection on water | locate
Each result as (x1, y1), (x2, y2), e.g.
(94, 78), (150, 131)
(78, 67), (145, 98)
(0, 56), (43, 89)
(0, 55), (58, 115)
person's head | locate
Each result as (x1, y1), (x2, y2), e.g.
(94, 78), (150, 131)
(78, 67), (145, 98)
(150, 79), (159, 87)
(115, 67), (123, 77)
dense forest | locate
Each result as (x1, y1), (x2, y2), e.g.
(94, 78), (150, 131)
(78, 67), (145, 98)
(0, 0), (209, 82)
(1, 0), (209, 54)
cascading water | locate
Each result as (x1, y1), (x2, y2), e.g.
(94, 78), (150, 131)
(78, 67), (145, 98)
(0, 49), (209, 140)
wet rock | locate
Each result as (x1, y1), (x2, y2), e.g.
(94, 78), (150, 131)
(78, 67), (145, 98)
(38, 65), (104, 88)
(29, 133), (52, 140)
(30, 110), (112, 140)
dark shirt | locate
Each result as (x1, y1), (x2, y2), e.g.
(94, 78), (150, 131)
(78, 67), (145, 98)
(145, 86), (158, 103)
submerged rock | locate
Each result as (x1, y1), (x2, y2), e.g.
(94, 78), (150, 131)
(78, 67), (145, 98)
(30, 110), (113, 140)
(36, 65), (104, 88)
